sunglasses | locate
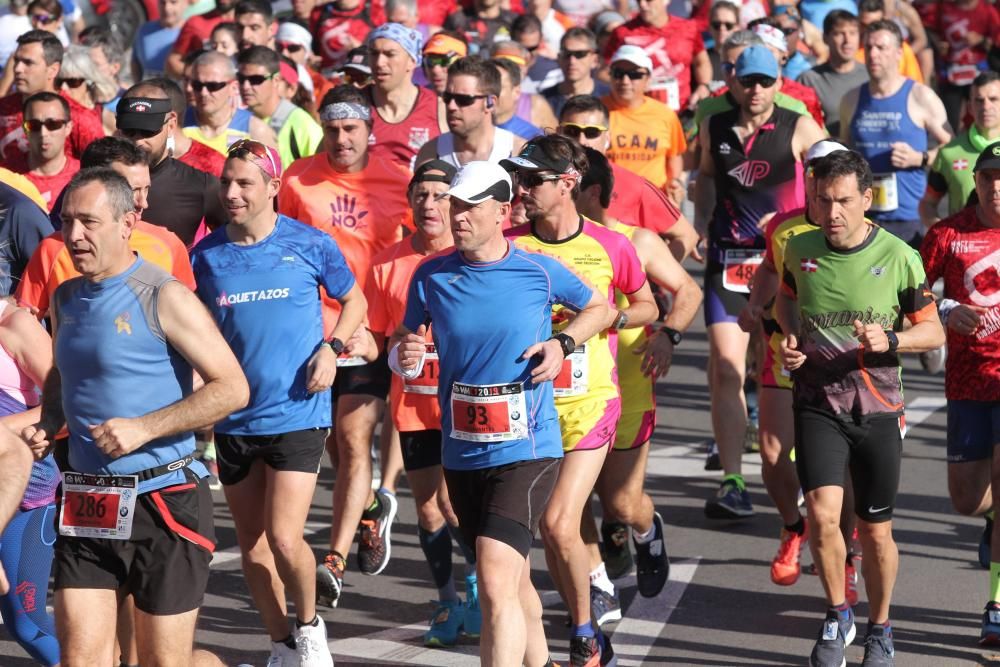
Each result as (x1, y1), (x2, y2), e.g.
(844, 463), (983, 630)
(517, 172), (562, 188)
(237, 72), (276, 86)
(737, 74), (776, 88)
(23, 118), (68, 132)
(120, 126), (163, 140)
(424, 53), (457, 69)
(559, 122), (607, 140)
(30, 12), (57, 24)
(442, 92), (488, 107)
(524, 43), (540, 53)
(59, 77), (86, 88)
(611, 68), (647, 80)
(711, 20), (737, 30)
(190, 79), (232, 93)
(560, 49), (594, 60)
(342, 69), (371, 85)
(781, 25), (799, 35)
(228, 138), (278, 175)
(277, 41), (305, 53)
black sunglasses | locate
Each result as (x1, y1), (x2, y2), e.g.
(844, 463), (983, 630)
(119, 126), (162, 140)
(442, 92), (488, 107)
(711, 20), (737, 30)
(31, 12), (58, 24)
(560, 49), (594, 60)
(737, 74), (777, 89)
(23, 118), (68, 132)
(342, 69), (371, 85)
(611, 67), (647, 80)
(237, 73), (275, 86)
(721, 62), (735, 75)
(277, 41), (305, 53)
(559, 122), (607, 140)
(517, 172), (562, 188)
(59, 77), (86, 88)
(190, 79), (232, 92)
(524, 43), (540, 53)
(781, 26), (799, 35)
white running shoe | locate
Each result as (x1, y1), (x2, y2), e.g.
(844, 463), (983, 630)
(296, 616), (334, 667)
(265, 640), (300, 667)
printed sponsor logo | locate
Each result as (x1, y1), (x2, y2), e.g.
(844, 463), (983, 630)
(217, 287), (291, 306)
(727, 160), (771, 187)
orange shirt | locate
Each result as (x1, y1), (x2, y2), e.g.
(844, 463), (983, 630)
(278, 153), (413, 327)
(16, 220), (195, 318)
(0, 167), (47, 212)
(603, 95), (687, 190)
(856, 41), (924, 84)
(366, 236), (447, 432)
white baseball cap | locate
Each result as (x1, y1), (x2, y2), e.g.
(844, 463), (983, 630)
(806, 139), (849, 163)
(442, 161), (513, 204)
(610, 45), (654, 72)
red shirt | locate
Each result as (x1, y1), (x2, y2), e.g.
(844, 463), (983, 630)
(418, 0), (452, 27)
(920, 206), (1000, 400)
(603, 16), (705, 110)
(0, 92), (103, 166)
(779, 79), (824, 129)
(172, 11), (228, 57)
(179, 139), (225, 176)
(368, 86), (441, 170)
(310, 2), (384, 68)
(935, 0), (1000, 85)
(20, 155), (79, 208)
(607, 162), (680, 235)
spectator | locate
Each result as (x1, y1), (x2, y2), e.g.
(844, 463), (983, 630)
(15, 91), (78, 206)
(133, 0), (190, 80)
(0, 0), (32, 68)
(443, 0), (516, 54)
(166, 0), (237, 77)
(209, 21), (240, 57)
(541, 27), (609, 116)
(26, 0), (65, 45)
(277, 19), (331, 107)
(798, 10), (869, 138)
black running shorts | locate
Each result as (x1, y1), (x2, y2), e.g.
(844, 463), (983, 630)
(215, 428), (328, 486)
(400, 429), (442, 471)
(333, 350), (391, 400)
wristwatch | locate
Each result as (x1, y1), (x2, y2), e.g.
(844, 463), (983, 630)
(550, 332), (576, 357)
(612, 310), (629, 330)
(660, 326), (683, 346)
(884, 330), (899, 353)
(327, 337), (345, 355)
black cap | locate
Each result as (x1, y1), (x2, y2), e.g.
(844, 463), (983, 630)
(115, 97), (172, 132)
(409, 159), (457, 189)
(974, 142), (1000, 173)
(500, 142), (572, 173)
(340, 47), (371, 75)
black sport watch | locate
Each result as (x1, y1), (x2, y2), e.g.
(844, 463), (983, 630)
(550, 332), (576, 357)
(327, 337), (345, 355)
(660, 326), (683, 346)
(884, 330), (899, 353)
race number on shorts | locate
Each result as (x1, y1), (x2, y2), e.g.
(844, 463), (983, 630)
(59, 472), (138, 540)
(450, 381), (529, 443)
(722, 248), (764, 293)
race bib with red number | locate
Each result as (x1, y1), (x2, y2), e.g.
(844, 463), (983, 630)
(403, 344), (439, 395)
(553, 344), (588, 398)
(58, 472), (138, 540)
(723, 248), (765, 293)
(450, 381), (529, 443)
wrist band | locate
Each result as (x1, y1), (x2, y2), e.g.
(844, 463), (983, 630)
(388, 341), (424, 379)
(938, 298), (959, 322)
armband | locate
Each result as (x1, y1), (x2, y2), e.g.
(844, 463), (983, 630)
(388, 342), (424, 380)
(938, 298), (960, 322)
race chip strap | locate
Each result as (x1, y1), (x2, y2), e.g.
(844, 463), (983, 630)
(403, 344), (439, 394)
(722, 248), (765, 294)
(58, 472), (139, 540)
(450, 381), (529, 443)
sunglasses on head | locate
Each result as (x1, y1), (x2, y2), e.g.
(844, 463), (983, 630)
(31, 13), (57, 23)
(442, 91), (488, 107)
(559, 122), (607, 140)
(424, 53), (456, 69)
(228, 138), (278, 175)
(190, 79), (232, 92)
(23, 118), (68, 132)
(560, 49), (594, 60)
(737, 74), (777, 88)
(59, 77), (86, 88)
(711, 20), (736, 30)
(611, 67), (647, 80)
(237, 72), (275, 86)
(277, 41), (305, 53)
(517, 172), (562, 188)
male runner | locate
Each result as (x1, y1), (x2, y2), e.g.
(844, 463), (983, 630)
(13, 92), (78, 207)
(23, 167), (248, 665)
(394, 159), (612, 667)
(505, 134), (657, 666)
(278, 85), (411, 608)
(921, 141), (1000, 645)
(193, 139), (365, 666)
(695, 45), (825, 519)
(777, 149), (944, 667)
(415, 56), (524, 168)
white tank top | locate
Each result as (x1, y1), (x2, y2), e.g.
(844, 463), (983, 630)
(437, 127), (515, 168)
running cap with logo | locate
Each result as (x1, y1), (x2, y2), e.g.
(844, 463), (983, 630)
(806, 139), (849, 163)
(500, 142), (572, 173)
(735, 45), (779, 79)
(369, 22), (423, 65)
(752, 24), (788, 54)
(116, 97), (172, 132)
(411, 159), (458, 188)
(609, 45), (654, 72)
(339, 47), (371, 75)
(442, 161), (513, 203)
(424, 32), (467, 58)
(974, 142), (1000, 172)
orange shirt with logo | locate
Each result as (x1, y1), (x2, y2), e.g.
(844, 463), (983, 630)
(603, 96), (687, 190)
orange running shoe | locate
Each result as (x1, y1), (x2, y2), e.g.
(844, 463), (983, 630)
(770, 520), (808, 586)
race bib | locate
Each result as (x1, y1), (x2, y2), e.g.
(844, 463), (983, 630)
(59, 472), (138, 540)
(403, 344), (439, 395)
(947, 63), (979, 87)
(722, 249), (765, 293)
(450, 381), (529, 443)
(553, 344), (588, 397)
(336, 355), (367, 368)
(870, 173), (899, 212)
(649, 76), (680, 111)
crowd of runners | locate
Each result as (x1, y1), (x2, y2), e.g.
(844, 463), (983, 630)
(0, 0), (995, 665)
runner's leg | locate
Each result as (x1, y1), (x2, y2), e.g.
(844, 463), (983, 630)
(378, 410), (404, 494)
(707, 322), (750, 478)
(805, 486), (847, 606)
(759, 387), (800, 525)
(478, 536), (529, 667)
(328, 395), (381, 560)
(265, 467), (320, 623)
(133, 606), (201, 667)
(55, 588), (118, 666)
(0, 431), (30, 595)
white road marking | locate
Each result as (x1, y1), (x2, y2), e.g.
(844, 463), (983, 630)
(903, 395), (947, 432)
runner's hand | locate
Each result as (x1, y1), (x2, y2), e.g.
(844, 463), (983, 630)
(737, 303), (763, 333)
(305, 343), (337, 393)
(890, 142), (920, 169)
(89, 418), (152, 458)
(21, 423), (53, 460)
(344, 326), (375, 361)
(691, 236), (706, 264)
(522, 339), (564, 384)
(399, 325), (428, 370)
(781, 334), (806, 370)
(636, 331), (674, 378)
(854, 319), (889, 352)
(947, 304), (987, 336)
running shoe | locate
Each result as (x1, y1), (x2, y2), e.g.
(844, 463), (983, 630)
(316, 551), (345, 608)
(590, 585), (622, 626)
(357, 489), (398, 575)
(463, 573), (481, 637)
(424, 599), (465, 647)
(771, 520), (808, 586)
(704, 440), (721, 471)
(569, 630), (618, 667)
(203, 457), (222, 491)
(845, 558), (859, 607)
(600, 521), (633, 579)
(265, 640), (299, 667)
(743, 419), (760, 453)
(861, 623), (894, 666)
(981, 602), (1000, 646)
(809, 606), (855, 667)
(634, 512), (669, 597)
(980, 516), (993, 570)
(704, 479), (754, 519)
(295, 616), (334, 667)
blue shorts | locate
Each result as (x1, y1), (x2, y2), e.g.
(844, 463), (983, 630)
(703, 262), (748, 327)
(947, 400), (1000, 463)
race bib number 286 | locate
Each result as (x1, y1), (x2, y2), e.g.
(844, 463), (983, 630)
(59, 472), (138, 540)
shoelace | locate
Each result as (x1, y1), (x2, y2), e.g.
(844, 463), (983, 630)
(864, 633), (893, 658)
(359, 519), (378, 548)
(323, 553), (346, 574)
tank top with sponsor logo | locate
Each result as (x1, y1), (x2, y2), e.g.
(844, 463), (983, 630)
(368, 86), (441, 171)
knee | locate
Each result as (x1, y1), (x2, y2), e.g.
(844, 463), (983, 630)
(541, 510), (576, 550)
(856, 521), (893, 546)
(951, 493), (983, 517)
(240, 535), (274, 566)
(416, 497), (444, 531)
(710, 355), (744, 389)
(437, 496), (460, 527)
(266, 531), (304, 564)
(605, 494), (639, 527)
(807, 504), (842, 536)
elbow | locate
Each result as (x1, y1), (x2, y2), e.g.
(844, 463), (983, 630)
(228, 373), (251, 413)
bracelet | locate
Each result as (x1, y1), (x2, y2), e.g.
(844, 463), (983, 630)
(938, 298), (959, 322)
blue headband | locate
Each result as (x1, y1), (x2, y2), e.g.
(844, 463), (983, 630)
(368, 22), (423, 66)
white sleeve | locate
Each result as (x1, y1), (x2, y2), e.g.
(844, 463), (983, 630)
(388, 342), (425, 379)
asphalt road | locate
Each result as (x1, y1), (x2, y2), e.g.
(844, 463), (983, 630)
(0, 266), (990, 666)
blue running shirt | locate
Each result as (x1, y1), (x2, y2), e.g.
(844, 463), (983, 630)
(192, 215), (356, 435)
(403, 244), (593, 471)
